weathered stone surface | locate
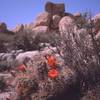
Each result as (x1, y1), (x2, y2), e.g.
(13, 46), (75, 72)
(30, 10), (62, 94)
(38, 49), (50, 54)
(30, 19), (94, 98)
(0, 22), (7, 32)
(93, 13), (100, 33)
(16, 51), (39, 64)
(12, 24), (24, 33)
(34, 12), (51, 27)
(45, 1), (65, 15)
(51, 15), (61, 29)
(59, 16), (75, 37)
(32, 26), (49, 34)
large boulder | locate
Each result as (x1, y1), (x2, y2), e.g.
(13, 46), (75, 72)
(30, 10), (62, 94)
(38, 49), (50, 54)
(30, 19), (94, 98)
(93, 13), (100, 33)
(0, 22), (7, 33)
(12, 24), (24, 33)
(45, 1), (65, 15)
(59, 16), (75, 37)
(34, 12), (51, 27)
(51, 15), (61, 29)
(16, 51), (39, 64)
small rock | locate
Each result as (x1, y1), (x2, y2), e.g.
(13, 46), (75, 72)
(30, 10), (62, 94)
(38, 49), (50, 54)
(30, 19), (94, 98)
(59, 16), (75, 37)
(93, 13), (100, 33)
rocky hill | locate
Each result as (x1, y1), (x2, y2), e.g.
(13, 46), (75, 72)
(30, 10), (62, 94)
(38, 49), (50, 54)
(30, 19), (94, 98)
(0, 1), (100, 100)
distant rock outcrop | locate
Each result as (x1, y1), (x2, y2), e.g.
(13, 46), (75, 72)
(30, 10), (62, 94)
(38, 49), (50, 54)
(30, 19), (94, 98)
(12, 24), (24, 33)
(0, 22), (14, 35)
(26, 2), (66, 33)
(0, 22), (7, 33)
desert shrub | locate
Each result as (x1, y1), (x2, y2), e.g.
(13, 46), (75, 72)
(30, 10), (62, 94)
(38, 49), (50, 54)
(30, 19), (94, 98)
(35, 31), (61, 47)
(0, 33), (15, 52)
(0, 61), (11, 72)
(52, 12), (100, 96)
(16, 78), (38, 95)
(13, 30), (61, 51)
(0, 40), (7, 53)
(0, 77), (7, 92)
(75, 12), (92, 29)
(13, 31), (40, 51)
(48, 32), (61, 47)
(95, 38), (100, 54)
(15, 61), (39, 99)
(37, 62), (48, 80)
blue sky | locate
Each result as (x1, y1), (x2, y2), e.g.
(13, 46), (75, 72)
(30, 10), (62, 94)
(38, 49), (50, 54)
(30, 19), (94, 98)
(0, 0), (100, 29)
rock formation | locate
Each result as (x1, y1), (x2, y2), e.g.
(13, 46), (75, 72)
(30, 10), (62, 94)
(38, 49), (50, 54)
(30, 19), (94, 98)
(0, 22), (7, 32)
(12, 24), (24, 33)
(45, 1), (65, 15)
(59, 16), (75, 38)
(26, 1), (73, 34)
(0, 22), (14, 34)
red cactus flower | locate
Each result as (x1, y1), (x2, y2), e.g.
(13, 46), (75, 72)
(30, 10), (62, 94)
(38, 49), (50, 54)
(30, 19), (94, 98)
(45, 54), (56, 68)
(48, 69), (58, 78)
(17, 64), (26, 72)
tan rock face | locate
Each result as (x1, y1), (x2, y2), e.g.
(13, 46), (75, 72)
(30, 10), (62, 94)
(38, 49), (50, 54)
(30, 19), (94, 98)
(93, 13), (100, 33)
(34, 12), (51, 27)
(52, 15), (61, 29)
(26, 22), (35, 30)
(0, 22), (7, 32)
(45, 1), (65, 15)
(32, 26), (49, 34)
(59, 16), (75, 37)
(13, 24), (24, 33)
(95, 31), (100, 39)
